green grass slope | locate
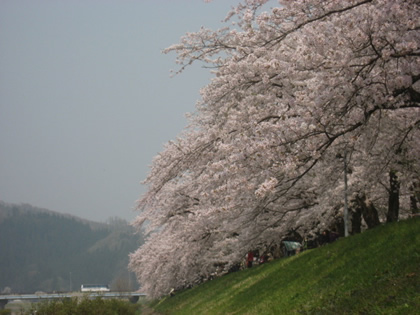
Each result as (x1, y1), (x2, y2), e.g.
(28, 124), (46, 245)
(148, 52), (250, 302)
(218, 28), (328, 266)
(148, 218), (419, 314)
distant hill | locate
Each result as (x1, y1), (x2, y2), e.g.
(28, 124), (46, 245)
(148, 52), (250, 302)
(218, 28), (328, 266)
(0, 201), (143, 294)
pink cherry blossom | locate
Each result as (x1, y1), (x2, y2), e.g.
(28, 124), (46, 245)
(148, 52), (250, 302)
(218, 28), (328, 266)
(130, 0), (420, 298)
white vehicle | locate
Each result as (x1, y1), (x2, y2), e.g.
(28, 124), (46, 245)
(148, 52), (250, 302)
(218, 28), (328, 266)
(80, 284), (110, 292)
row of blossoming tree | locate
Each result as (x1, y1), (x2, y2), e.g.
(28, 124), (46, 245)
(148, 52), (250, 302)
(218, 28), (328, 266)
(129, 0), (420, 298)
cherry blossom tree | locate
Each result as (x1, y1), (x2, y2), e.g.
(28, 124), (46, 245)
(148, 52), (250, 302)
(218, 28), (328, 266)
(130, 0), (419, 298)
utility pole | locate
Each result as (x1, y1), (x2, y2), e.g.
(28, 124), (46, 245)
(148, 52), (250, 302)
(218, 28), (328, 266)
(69, 272), (72, 292)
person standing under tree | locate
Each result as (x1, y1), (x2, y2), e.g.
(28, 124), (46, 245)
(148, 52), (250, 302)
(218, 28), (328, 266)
(246, 251), (254, 268)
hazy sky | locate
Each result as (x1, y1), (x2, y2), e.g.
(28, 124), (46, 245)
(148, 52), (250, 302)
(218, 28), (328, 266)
(0, 0), (242, 222)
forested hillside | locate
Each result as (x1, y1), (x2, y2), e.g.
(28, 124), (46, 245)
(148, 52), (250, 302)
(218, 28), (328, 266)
(0, 201), (143, 294)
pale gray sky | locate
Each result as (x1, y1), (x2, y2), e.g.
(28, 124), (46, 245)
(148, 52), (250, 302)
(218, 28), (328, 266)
(0, 0), (241, 222)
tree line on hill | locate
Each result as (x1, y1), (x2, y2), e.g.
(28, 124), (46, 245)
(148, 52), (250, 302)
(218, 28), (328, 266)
(0, 201), (143, 294)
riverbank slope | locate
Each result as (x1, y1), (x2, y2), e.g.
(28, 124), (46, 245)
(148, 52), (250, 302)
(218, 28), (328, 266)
(146, 218), (419, 314)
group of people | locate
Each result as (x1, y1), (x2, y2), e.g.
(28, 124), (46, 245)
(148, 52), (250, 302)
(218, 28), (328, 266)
(245, 229), (341, 268)
(246, 250), (272, 268)
(319, 230), (339, 245)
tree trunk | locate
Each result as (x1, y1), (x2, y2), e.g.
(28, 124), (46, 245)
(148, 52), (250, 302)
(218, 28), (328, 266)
(355, 193), (381, 229)
(410, 182), (419, 215)
(410, 196), (419, 214)
(387, 170), (400, 223)
(351, 201), (362, 234)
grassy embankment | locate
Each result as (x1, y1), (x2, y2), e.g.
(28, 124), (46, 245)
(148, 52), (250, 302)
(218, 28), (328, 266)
(145, 218), (419, 314)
